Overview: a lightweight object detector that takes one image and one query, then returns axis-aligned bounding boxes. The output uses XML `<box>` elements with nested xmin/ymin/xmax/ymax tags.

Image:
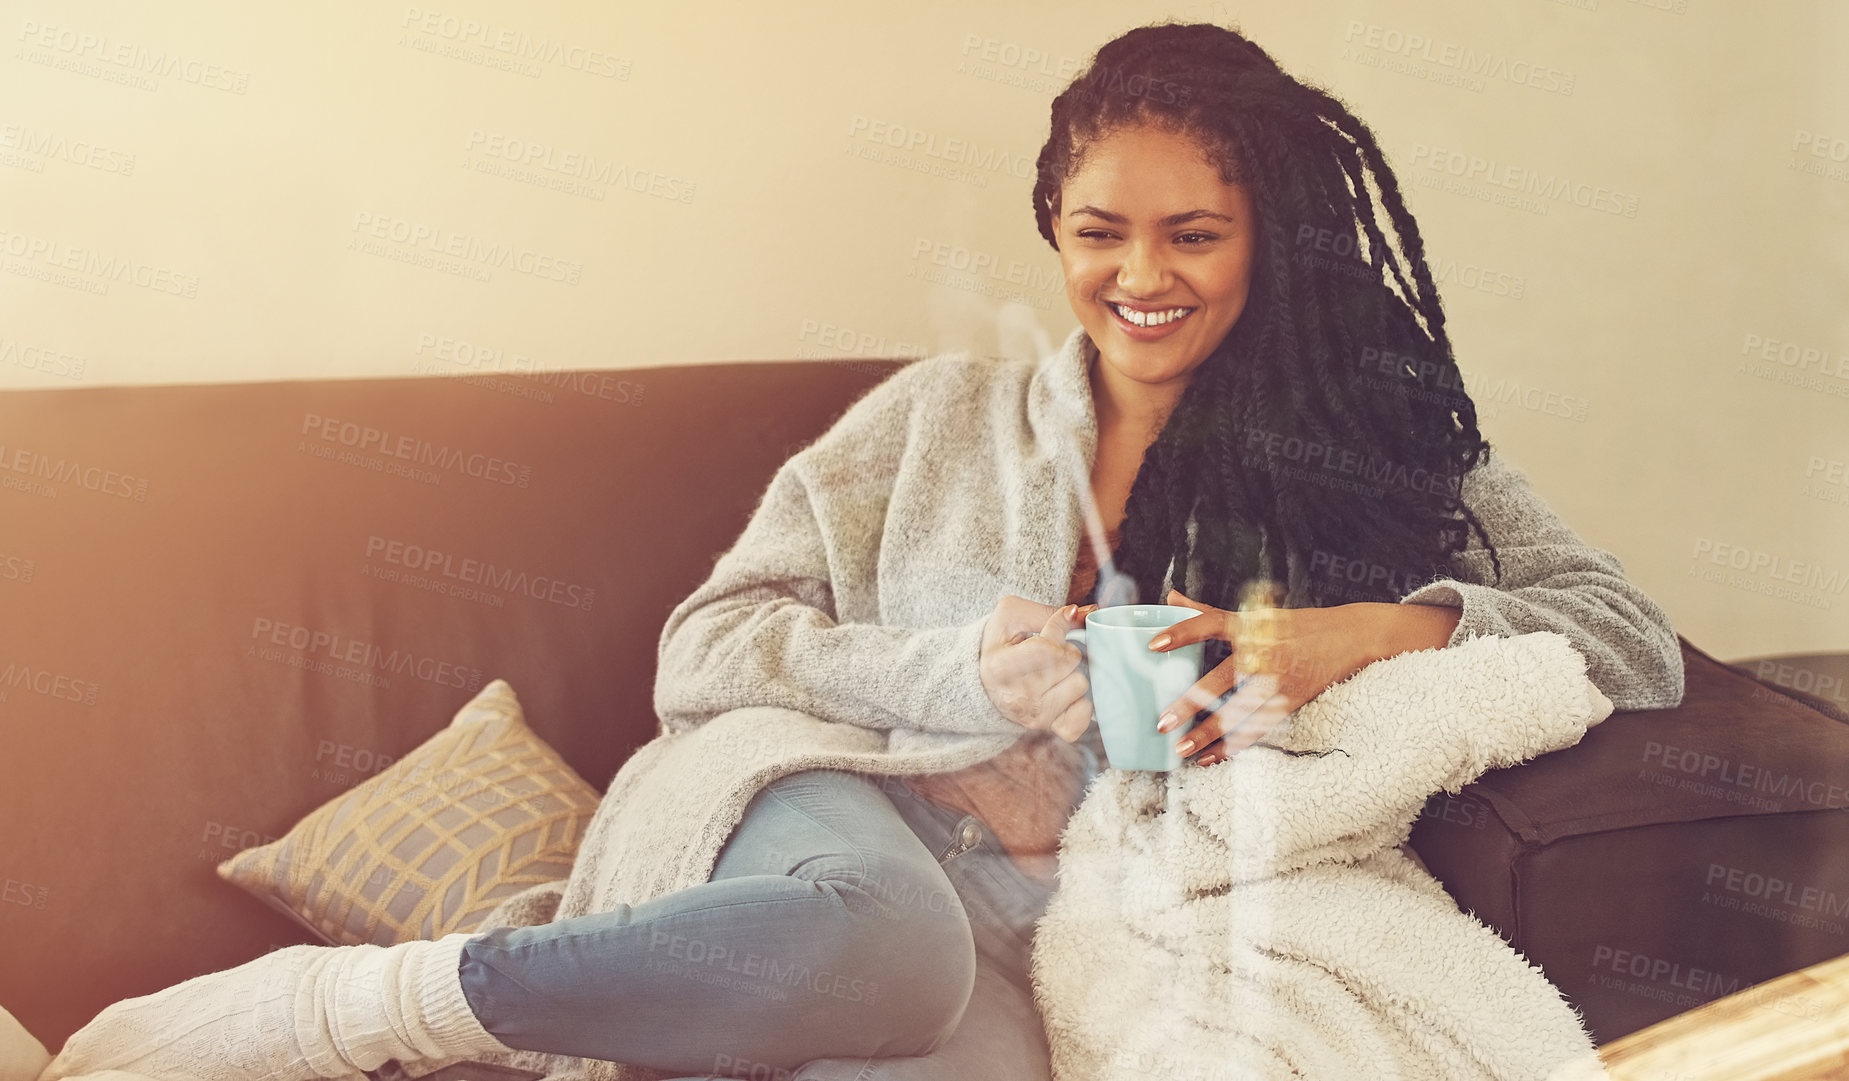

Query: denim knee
<box><xmin>808</xmin><ymin>860</ymin><xmax>977</xmax><ymax>1057</ymax></box>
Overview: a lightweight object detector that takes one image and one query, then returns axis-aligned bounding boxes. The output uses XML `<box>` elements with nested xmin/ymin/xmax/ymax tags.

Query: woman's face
<box><xmin>1055</xmin><ymin>123</ymin><xmax>1258</xmax><ymax>395</ymax></box>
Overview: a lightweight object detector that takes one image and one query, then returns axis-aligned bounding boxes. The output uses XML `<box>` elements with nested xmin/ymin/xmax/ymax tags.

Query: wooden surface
<box><xmin>1600</xmin><ymin>950</ymin><xmax>1849</xmax><ymax>1080</ymax></box>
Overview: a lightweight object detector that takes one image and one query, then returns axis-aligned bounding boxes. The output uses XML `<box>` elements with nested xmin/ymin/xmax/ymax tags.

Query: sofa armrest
<box><xmin>1409</xmin><ymin>637</ymin><xmax>1849</xmax><ymax>1044</ymax></box>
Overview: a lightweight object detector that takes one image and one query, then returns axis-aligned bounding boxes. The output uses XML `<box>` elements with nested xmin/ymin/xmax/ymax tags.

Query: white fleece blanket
<box><xmin>1031</xmin><ymin>631</ymin><xmax>1616</xmax><ymax>1081</ymax></box>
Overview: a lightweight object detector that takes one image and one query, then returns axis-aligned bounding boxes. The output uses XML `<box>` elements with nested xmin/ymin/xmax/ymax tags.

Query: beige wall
<box><xmin>4</xmin><ymin>0</ymin><xmax>1845</xmax><ymax>661</ymax></box>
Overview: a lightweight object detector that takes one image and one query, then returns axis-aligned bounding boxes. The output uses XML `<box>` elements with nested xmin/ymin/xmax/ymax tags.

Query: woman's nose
<box><xmin>1115</xmin><ymin>240</ymin><xmax>1170</xmax><ymax>296</ymax></box>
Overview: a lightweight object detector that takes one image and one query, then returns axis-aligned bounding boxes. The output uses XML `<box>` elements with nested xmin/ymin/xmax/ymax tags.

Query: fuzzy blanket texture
<box><xmin>1030</xmin><ymin>630</ymin><xmax>1617</xmax><ymax>1081</ymax></box>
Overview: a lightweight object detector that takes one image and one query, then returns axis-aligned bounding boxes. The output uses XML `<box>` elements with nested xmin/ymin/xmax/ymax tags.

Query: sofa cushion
<box><xmin>1409</xmin><ymin>636</ymin><xmax>1849</xmax><ymax>1043</ymax></box>
<box><xmin>216</xmin><ymin>679</ymin><xmax>600</xmax><ymax>946</ymax></box>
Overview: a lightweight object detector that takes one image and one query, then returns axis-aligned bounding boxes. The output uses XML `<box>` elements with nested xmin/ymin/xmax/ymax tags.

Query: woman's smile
<box><xmin>1103</xmin><ymin>299</ymin><xmax>1199</xmax><ymax>341</ymax></box>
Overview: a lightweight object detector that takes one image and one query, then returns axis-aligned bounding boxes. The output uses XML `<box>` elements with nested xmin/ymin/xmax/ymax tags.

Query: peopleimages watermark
<box><xmin>298</xmin><ymin>412</ymin><xmax>533</xmax><ymax>488</ymax></box>
<box><xmin>305</xmin><ymin>739</ymin><xmax>547</xmax><ymax>812</ymax></box>
<box><xmin>1242</xmin><ymin>427</ymin><xmax>1462</xmax><ymax>499</ymax></box>
<box><xmin>1419</xmin><ymin>792</ymin><xmax>1493</xmax><ymax>830</ymax></box>
<box><xmin>709</xmin><ymin>1053</ymin><xmax>798</xmax><ymax>1081</ymax></box>
<box><xmin>364</xmin><ymin>534</ymin><xmax>596</xmax><ymax>611</ymax></box>
<box><xmin>1748</xmin><ymin>658</ymin><xmax>1848</xmax><ymax>714</ymax></box>
<box><xmin>396</xmin><ymin>8</ymin><xmax>631</xmax><ymax>80</ymax></box>
<box><xmin>348</xmin><ymin>211</ymin><xmax>583</xmax><ymax>285</ymax></box>
<box><xmin>1790</xmin><ymin>128</ymin><xmax>1849</xmax><ymax>184</ymax></box>
<box><xmin>0</xmin><ymin>659</ymin><xmax>99</xmax><ymax>706</ymax></box>
<box><xmin>910</xmin><ymin>237</ymin><xmax>1062</xmax><ymax>294</ymax></box>
<box><xmin>1351</xmin><ymin>344</ymin><xmax>1588</xmax><ymax>422</ymax></box>
<box><xmin>1308</xmin><ymin>547</ymin><xmax>1429</xmax><ymax>599</ymax></box>
<box><xmin>953</xmin><ymin>32</ymin><xmax>1082</xmax><ymax>95</ymax></box>
<box><xmin>0</xmin><ymin>336</ymin><xmax>87</xmax><ymax>381</ymax></box>
<box><xmin>312</xmin><ymin>739</ymin><xmax>398</xmax><ymax>785</ymax></box>
<box><xmin>1340</xmin><ymin>21</ymin><xmax>1576</xmax><ymax>96</ymax></box>
<box><xmin>1293</xmin><ymin>225</ymin><xmax>1528</xmax><ymax>299</ymax></box>
<box><xmin>0</xmin><ymin>552</ymin><xmax>35</xmax><ymax>584</ymax></box>
<box><xmin>794</xmin><ymin>319</ymin><xmax>926</xmax><ymax>366</ymax></box>
<box><xmin>1740</xmin><ymin>332</ymin><xmax>1849</xmax><ymax>378</ymax></box>
<box><xmin>906</xmin><ymin>236</ymin><xmax>1061</xmax><ymax>310</ymax></box>
<box><xmin>1703</xmin><ymin>862</ymin><xmax>1849</xmax><ymax>934</ymax></box>
<box><xmin>847</xmin><ymin>115</ymin><xmax>1036</xmax><ymax>182</ymax></box>
<box><xmin>1588</xmin><ymin>945</ymin><xmax>1741</xmax><ymax>999</ymax></box>
<box><xmin>0</xmin><ymin>121</ymin><xmax>135</xmax><ymax>176</ymax></box>
<box><xmin>0</xmin><ymin>225</ymin><xmax>200</xmax><ymax>298</ymax></box>
<box><xmin>644</xmin><ymin>928</ymin><xmax>880</xmax><ymax>1005</ymax></box>
<box><xmin>15</xmin><ymin>19</ymin><xmax>251</xmax><ymax>94</ymax></box>
<box><xmin>1404</xmin><ymin>143</ymin><xmax>1639</xmax><ymax>218</ymax></box>
<box><xmin>247</xmin><ymin>616</ymin><xmax>482</xmax><ymax>691</ymax></box>
<box><xmin>412</xmin><ymin>332</ymin><xmax>645</xmax><ymax>406</ymax></box>
<box><xmin>0</xmin><ymin>442</ymin><xmax>148</xmax><ymax>502</ymax></box>
<box><xmin>463</xmin><ymin>128</ymin><xmax>695</xmax><ymax>204</ymax></box>
<box><xmin>1689</xmin><ymin>538</ymin><xmax>1846</xmax><ymax>610</ymax></box>
<box><xmin>1589</xmin><ymin>943</ymin><xmax>1822</xmax><ymax>1022</ymax></box>
<box><xmin>1737</xmin><ymin>331</ymin><xmax>1849</xmax><ymax>400</ymax></box>
<box><xmin>0</xmin><ymin>875</ymin><xmax>50</xmax><ymax>911</ymax></box>
<box><xmin>1640</xmin><ymin>739</ymin><xmax>1849</xmax><ymax>812</ymax></box>
<box><xmin>1801</xmin><ymin>456</ymin><xmax>1849</xmax><ymax>510</ymax></box>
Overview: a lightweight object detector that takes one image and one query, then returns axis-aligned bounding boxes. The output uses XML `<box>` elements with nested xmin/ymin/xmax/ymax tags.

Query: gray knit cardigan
<box><xmin>653</xmin><ymin>324</ymin><xmax>1684</xmax><ymax>744</ymax></box>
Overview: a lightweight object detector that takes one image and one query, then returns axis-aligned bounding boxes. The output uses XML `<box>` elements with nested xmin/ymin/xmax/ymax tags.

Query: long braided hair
<box><xmin>1037</xmin><ymin>22</ymin><xmax>1502</xmax><ymax>625</ymax></box>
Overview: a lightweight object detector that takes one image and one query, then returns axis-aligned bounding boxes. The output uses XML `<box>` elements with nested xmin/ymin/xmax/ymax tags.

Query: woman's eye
<box><xmin>1176</xmin><ymin>232</ymin><xmax>1218</xmax><ymax>245</ymax></box>
<box><xmin>1076</xmin><ymin>229</ymin><xmax>1116</xmax><ymax>241</ymax></box>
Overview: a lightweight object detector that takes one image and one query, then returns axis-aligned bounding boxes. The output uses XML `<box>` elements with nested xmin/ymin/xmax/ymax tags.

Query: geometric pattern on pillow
<box><xmin>216</xmin><ymin>678</ymin><xmax>600</xmax><ymax>946</ymax></box>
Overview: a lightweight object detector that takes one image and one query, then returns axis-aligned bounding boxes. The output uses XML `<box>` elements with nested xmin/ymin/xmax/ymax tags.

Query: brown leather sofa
<box><xmin>2</xmin><ymin>359</ymin><xmax>1845</xmax><ymax>1051</ymax></box>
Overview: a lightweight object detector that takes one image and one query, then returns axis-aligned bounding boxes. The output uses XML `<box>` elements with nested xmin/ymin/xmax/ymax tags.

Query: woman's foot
<box><xmin>39</xmin><ymin>934</ymin><xmax>512</xmax><ymax>1081</ymax></box>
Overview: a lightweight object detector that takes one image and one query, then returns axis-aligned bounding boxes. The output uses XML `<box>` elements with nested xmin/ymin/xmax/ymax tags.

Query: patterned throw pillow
<box><xmin>217</xmin><ymin>679</ymin><xmax>600</xmax><ymax>946</ymax></box>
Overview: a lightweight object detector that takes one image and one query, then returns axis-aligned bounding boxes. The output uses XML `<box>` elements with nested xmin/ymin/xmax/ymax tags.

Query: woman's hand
<box><xmin>979</xmin><ymin>595</ymin><xmax>1101</xmax><ymax>741</ymax></box>
<box><xmin>1148</xmin><ymin>588</ymin><xmax>1461</xmax><ymax>765</ymax></box>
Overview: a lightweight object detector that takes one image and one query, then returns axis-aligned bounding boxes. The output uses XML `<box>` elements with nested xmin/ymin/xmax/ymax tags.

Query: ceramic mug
<box><xmin>1064</xmin><ymin>603</ymin><xmax>1205</xmax><ymax>771</ymax></box>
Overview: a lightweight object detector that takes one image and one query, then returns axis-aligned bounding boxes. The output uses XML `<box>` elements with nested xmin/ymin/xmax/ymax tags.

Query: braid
<box><xmin>1053</xmin><ymin>22</ymin><xmax>1504</xmax><ymax>612</ymax></box>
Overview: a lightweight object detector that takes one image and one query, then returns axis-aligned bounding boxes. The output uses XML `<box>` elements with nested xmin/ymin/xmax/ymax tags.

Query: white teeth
<box><xmin>1111</xmin><ymin>303</ymin><xmax>1193</xmax><ymax>327</ymax></box>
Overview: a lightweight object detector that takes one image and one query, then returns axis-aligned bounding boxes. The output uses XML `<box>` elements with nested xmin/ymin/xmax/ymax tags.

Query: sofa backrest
<box><xmin>0</xmin><ymin>359</ymin><xmax>900</xmax><ymax>1047</ymax></box>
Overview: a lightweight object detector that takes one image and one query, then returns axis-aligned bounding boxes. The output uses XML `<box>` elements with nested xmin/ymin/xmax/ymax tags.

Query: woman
<box><xmin>42</xmin><ymin>21</ymin><xmax>1682</xmax><ymax>1081</ymax></box>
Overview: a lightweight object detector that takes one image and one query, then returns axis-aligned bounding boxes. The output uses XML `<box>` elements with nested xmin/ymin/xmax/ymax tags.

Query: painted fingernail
<box><xmin>1148</xmin><ymin>634</ymin><xmax>1171</xmax><ymax>650</ymax></box>
<box><xmin>1174</xmin><ymin>737</ymin><xmax>1195</xmax><ymax>755</ymax></box>
<box><xmin>1156</xmin><ymin>711</ymin><xmax>1179</xmax><ymax>733</ymax></box>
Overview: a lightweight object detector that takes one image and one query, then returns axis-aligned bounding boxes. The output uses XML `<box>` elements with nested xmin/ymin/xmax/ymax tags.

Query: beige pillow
<box><xmin>218</xmin><ymin>679</ymin><xmax>600</xmax><ymax>946</ymax></box>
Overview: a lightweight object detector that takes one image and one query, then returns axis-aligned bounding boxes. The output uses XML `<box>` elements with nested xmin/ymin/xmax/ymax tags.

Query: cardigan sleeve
<box><xmin>1397</xmin><ymin>447</ymin><xmax>1685</xmax><ymax>712</ymax></box>
<box><xmin>651</xmin><ymin>358</ymin><xmax>1020</xmax><ymax>738</ymax></box>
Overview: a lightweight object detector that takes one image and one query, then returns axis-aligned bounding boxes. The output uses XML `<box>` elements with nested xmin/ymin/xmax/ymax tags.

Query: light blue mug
<box><xmin>1064</xmin><ymin>604</ymin><xmax>1206</xmax><ymax>771</ymax></box>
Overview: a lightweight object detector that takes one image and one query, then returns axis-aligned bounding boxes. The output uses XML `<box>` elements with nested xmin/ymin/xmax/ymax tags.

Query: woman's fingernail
<box><xmin>1174</xmin><ymin>737</ymin><xmax>1195</xmax><ymax>755</ymax></box>
<box><xmin>1157</xmin><ymin>711</ymin><xmax>1178</xmax><ymax>734</ymax></box>
<box><xmin>1148</xmin><ymin>634</ymin><xmax>1170</xmax><ymax>650</ymax></box>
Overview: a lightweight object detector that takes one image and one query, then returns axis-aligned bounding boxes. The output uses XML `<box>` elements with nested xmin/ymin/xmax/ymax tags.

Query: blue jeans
<box><xmin>456</xmin><ymin>768</ymin><xmax>1080</xmax><ymax>1080</ymax></box>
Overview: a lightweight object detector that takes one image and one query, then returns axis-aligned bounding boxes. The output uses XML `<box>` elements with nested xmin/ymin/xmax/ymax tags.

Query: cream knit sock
<box><xmin>39</xmin><ymin>933</ymin><xmax>514</xmax><ymax>1081</ymax></box>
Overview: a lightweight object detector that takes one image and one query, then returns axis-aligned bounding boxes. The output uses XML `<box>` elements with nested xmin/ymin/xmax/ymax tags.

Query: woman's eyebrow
<box><xmin>1068</xmin><ymin>205</ymin><xmax>1236</xmax><ymax>226</ymax></box>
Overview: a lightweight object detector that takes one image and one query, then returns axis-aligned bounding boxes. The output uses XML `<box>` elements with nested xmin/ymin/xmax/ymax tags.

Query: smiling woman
<box><xmin>37</xmin><ymin>19</ymin><xmax>1685</xmax><ymax>1081</ymax></box>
